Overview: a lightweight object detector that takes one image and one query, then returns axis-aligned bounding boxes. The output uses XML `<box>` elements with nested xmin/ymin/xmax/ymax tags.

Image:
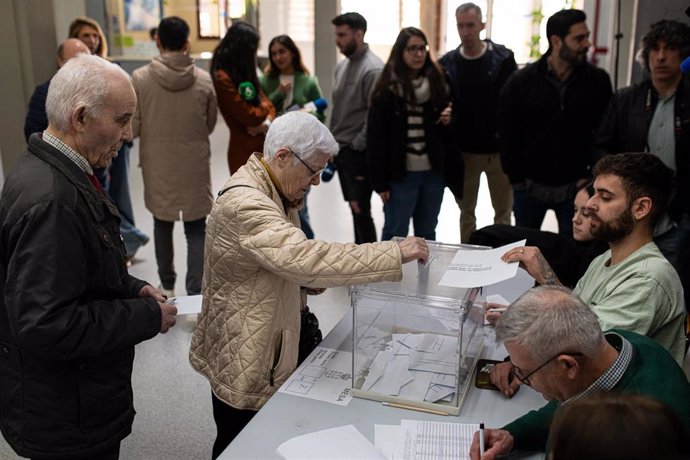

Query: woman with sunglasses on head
<box><xmin>212</xmin><ymin>22</ymin><xmax>276</xmax><ymax>174</ymax></box>
<box><xmin>367</xmin><ymin>27</ymin><xmax>463</xmax><ymax>241</ymax></box>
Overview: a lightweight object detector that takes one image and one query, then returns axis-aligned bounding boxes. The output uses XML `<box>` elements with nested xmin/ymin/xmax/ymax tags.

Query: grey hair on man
<box><xmin>456</xmin><ymin>2</ymin><xmax>483</xmax><ymax>22</ymax></box>
<box><xmin>496</xmin><ymin>286</ymin><xmax>604</xmax><ymax>362</ymax></box>
<box><xmin>263</xmin><ymin>111</ymin><xmax>339</xmax><ymax>164</ymax></box>
<box><xmin>46</xmin><ymin>53</ymin><xmax>130</xmax><ymax>133</ymax></box>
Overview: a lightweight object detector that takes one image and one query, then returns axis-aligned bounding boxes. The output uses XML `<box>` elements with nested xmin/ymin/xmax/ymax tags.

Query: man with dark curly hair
<box><xmin>594</xmin><ymin>19</ymin><xmax>690</xmax><ymax>306</ymax></box>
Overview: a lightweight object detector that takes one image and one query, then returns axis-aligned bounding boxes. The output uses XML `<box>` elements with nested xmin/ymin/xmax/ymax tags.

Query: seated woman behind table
<box><xmin>469</xmin><ymin>182</ymin><xmax>607</xmax><ymax>289</ymax></box>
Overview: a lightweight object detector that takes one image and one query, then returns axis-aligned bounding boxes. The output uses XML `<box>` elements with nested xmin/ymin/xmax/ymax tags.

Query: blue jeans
<box><xmin>99</xmin><ymin>143</ymin><xmax>149</xmax><ymax>257</ymax></box>
<box><xmin>120</xmin><ymin>218</ymin><xmax>150</xmax><ymax>258</ymax></box>
<box><xmin>513</xmin><ymin>188</ymin><xmax>574</xmax><ymax>235</ymax></box>
<box><xmin>654</xmin><ymin>213</ymin><xmax>690</xmax><ymax>314</ymax></box>
<box><xmin>654</xmin><ymin>214</ymin><xmax>690</xmax><ymax>271</ymax></box>
<box><xmin>382</xmin><ymin>171</ymin><xmax>445</xmax><ymax>241</ymax></box>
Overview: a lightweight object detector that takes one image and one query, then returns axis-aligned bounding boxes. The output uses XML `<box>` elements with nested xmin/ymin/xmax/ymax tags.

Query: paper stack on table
<box><xmin>375</xmin><ymin>419</ymin><xmax>480</xmax><ymax>460</ymax></box>
<box><xmin>275</xmin><ymin>421</ymin><xmax>479</xmax><ymax>460</ymax></box>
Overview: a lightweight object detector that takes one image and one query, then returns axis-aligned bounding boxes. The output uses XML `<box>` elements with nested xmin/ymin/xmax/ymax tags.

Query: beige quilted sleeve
<box><xmin>234</xmin><ymin>188</ymin><xmax>402</xmax><ymax>288</ymax></box>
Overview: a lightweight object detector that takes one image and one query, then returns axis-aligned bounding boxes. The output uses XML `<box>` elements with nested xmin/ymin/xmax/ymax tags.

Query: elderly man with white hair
<box><xmin>0</xmin><ymin>53</ymin><xmax>177</xmax><ymax>460</ymax></box>
<box><xmin>469</xmin><ymin>285</ymin><xmax>690</xmax><ymax>460</ymax></box>
<box><xmin>189</xmin><ymin>111</ymin><xmax>430</xmax><ymax>457</ymax></box>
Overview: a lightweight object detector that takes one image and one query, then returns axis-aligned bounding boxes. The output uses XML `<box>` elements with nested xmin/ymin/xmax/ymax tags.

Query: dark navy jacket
<box><xmin>24</xmin><ymin>80</ymin><xmax>50</xmax><ymax>142</ymax></box>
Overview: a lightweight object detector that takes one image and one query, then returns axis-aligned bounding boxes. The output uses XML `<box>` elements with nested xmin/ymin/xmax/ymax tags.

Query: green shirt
<box><xmin>574</xmin><ymin>241</ymin><xmax>686</xmax><ymax>364</ymax></box>
<box><xmin>259</xmin><ymin>71</ymin><xmax>325</xmax><ymax>122</ymax></box>
<box><xmin>504</xmin><ymin>329</ymin><xmax>690</xmax><ymax>452</ymax></box>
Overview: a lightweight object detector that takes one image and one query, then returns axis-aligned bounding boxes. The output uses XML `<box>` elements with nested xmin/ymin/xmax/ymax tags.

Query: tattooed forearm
<box><xmin>539</xmin><ymin>257</ymin><xmax>560</xmax><ymax>286</ymax></box>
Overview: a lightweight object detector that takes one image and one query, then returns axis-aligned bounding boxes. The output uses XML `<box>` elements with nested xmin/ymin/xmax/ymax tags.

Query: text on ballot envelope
<box><xmin>438</xmin><ymin>240</ymin><xmax>526</xmax><ymax>288</ymax></box>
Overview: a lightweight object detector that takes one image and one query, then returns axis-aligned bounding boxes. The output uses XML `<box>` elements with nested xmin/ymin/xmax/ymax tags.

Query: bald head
<box><xmin>57</xmin><ymin>38</ymin><xmax>90</xmax><ymax>67</ymax></box>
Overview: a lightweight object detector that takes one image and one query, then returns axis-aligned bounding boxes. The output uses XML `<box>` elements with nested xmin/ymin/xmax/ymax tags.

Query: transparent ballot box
<box><xmin>350</xmin><ymin>240</ymin><xmax>485</xmax><ymax>415</ymax></box>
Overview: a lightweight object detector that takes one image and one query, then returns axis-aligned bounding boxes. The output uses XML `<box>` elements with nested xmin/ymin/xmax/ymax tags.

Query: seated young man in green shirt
<box><xmin>496</xmin><ymin>153</ymin><xmax>685</xmax><ymax>386</ymax></box>
<box><xmin>470</xmin><ymin>286</ymin><xmax>690</xmax><ymax>460</ymax></box>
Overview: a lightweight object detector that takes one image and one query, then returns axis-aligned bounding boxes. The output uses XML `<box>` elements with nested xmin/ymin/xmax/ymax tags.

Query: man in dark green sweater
<box><xmin>470</xmin><ymin>285</ymin><xmax>690</xmax><ymax>460</ymax></box>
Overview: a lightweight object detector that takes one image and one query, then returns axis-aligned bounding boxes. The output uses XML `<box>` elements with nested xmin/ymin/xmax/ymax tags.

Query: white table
<box><xmin>220</xmin><ymin>270</ymin><xmax>545</xmax><ymax>459</ymax></box>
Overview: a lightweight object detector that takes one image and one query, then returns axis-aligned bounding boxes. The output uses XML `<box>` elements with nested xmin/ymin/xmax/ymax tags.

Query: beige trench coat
<box><xmin>132</xmin><ymin>52</ymin><xmax>217</xmax><ymax>221</ymax></box>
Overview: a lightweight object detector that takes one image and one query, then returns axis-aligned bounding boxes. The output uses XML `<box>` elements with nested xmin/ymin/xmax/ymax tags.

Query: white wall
<box><xmin>53</xmin><ymin>0</ymin><xmax>87</xmax><ymax>45</ymax></box>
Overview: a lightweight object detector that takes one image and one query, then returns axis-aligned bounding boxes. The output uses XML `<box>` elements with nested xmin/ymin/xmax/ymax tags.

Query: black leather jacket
<box><xmin>594</xmin><ymin>77</ymin><xmax>690</xmax><ymax>221</ymax></box>
<box><xmin>0</xmin><ymin>134</ymin><xmax>161</xmax><ymax>458</ymax></box>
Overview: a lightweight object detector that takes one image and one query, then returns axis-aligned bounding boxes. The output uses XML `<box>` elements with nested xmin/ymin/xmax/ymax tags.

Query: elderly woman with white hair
<box><xmin>189</xmin><ymin>111</ymin><xmax>429</xmax><ymax>457</ymax></box>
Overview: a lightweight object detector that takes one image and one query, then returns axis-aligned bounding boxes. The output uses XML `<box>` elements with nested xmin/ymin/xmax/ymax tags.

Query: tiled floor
<box><xmin>0</xmin><ymin>120</ymin><xmax>556</xmax><ymax>459</ymax></box>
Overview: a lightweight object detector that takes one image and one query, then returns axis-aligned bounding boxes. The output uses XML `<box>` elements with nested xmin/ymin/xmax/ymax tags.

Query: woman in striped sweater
<box><xmin>367</xmin><ymin>27</ymin><xmax>463</xmax><ymax>241</ymax></box>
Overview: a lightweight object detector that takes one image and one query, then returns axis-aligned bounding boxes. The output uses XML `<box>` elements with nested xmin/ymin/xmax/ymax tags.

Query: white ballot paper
<box><xmin>166</xmin><ymin>295</ymin><xmax>202</xmax><ymax>315</ymax></box>
<box><xmin>375</xmin><ymin>424</ymin><xmax>403</xmax><ymax>460</ymax></box>
<box><xmin>439</xmin><ymin>240</ymin><xmax>526</xmax><ymax>288</ymax></box>
<box><xmin>276</xmin><ymin>424</ymin><xmax>386</xmax><ymax>460</ymax></box>
<box><xmin>277</xmin><ymin>347</ymin><xmax>353</xmax><ymax>406</ymax></box>
<box><xmin>485</xmin><ymin>294</ymin><xmax>510</xmax><ymax>307</ymax></box>
<box><xmin>400</xmin><ymin>419</ymin><xmax>479</xmax><ymax>460</ymax></box>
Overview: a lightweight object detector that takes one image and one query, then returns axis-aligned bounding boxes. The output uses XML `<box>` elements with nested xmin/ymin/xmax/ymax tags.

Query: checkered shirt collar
<box><xmin>42</xmin><ymin>131</ymin><xmax>94</xmax><ymax>175</ymax></box>
<box><xmin>562</xmin><ymin>332</ymin><xmax>632</xmax><ymax>406</ymax></box>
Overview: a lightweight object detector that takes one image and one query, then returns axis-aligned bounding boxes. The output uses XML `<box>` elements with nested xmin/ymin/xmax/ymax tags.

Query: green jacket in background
<box><xmin>503</xmin><ymin>329</ymin><xmax>690</xmax><ymax>452</ymax></box>
<box><xmin>259</xmin><ymin>71</ymin><xmax>325</xmax><ymax>122</ymax></box>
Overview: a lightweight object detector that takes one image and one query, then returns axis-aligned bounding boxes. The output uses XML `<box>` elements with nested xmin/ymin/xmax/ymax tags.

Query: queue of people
<box><xmin>2</xmin><ymin>3</ymin><xmax>690</xmax><ymax>460</ymax></box>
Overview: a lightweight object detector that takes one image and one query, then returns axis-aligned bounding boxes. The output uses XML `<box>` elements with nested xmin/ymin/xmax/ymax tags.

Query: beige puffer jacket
<box><xmin>189</xmin><ymin>154</ymin><xmax>402</xmax><ymax>410</ymax></box>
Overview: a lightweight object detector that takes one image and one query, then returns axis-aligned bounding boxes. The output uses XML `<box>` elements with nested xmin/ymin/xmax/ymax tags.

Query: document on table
<box><xmin>276</xmin><ymin>424</ymin><xmax>386</xmax><ymax>460</ymax></box>
<box><xmin>277</xmin><ymin>347</ymin><xmax>353</xmax><ymax>406</ymax></box>
<box><xmin>400</xmin><ymin>419</ymin><xmax>479</xmax><ymax>460</ymax></box>
<box><xmin>439</xmin><ymin>240</ymin><xmax>526</xmax><ymax>288</ymax></box>
<box><xmin>375</xmin><ymin>424</ymin><xmax>403</xmax><ymax>460</ymax></box>
<box><xmin>166</xmin><ymin>295</ymin><xmax>202</xmax><ymax>315</ymax></box>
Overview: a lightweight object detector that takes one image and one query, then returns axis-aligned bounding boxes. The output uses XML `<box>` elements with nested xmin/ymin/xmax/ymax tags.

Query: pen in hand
<box><xmin>479</xmin><ymin>421</ymin><xmax>485</xmax><ymax>456</ymax></box>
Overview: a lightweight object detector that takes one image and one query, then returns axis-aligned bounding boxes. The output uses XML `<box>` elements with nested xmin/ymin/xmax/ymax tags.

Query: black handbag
<box><xmin>298</xmin><ymin>306</ymin><xmax>322</xmax><ymax>365</ymax></box>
